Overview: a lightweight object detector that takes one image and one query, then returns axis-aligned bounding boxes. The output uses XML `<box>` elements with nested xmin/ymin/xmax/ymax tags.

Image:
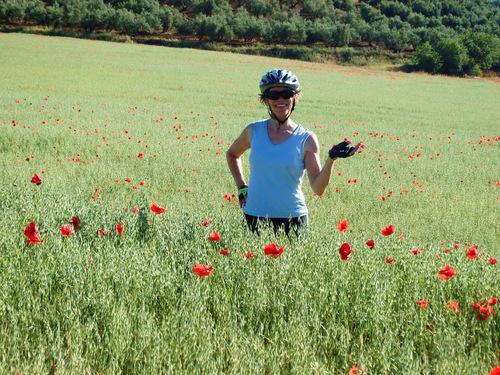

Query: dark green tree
<box><xmin>435</xmin><ymin>37</ymin><xmax>468</xmax><ymax>75</ymax></box>
<box><xmin>410</xmin><ymin>41</ymin><xmax>442</xmax><ymax>72</ymax></box>
<box><xmin>232</xmin><ymin>8</ymin><xmax>266</xmax><ymax>42</ymax></box>
<box><xmin>24</xmin><ymin>0</ymin><xmax>46</xmax><ymax>24</ymax></box>
<box><xmin>1</xmin><ymin>0</ymin><xmax>26</xmax><ymax>23</ymax></box>
<box><xmin>461</xmin><ymin>32</ymin><xmax>500</xmax><ymax>70</ymax></box>
<box><xmin>158</xmin><ymin>5</ymin><xmax>183</xmax><ymax>32</ymax></box>
<box><xmin>193</xmin><ymin>13</ymin><xmax>234</xmax><ymax>41</ymax></box>
<box><xmin>380</xmin><ymin>1</ymin><xmax>411</xmax><ymax>21</ymax></box>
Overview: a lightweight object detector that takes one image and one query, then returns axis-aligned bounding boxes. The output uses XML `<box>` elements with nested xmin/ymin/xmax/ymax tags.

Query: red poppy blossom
<box><xmin>60</xmin><ymin>224</ymin><xmax>74</xmax><ymax>237</ymax></box>
<box><xmin>192</xmin><ymin>264</ymin><xmax>213</xmax><ymax>277</ymax></box>
<box><xmin>489</xmin><ymin>367</ymin><xmax>500</xmax><ymax>375</ymax></box>
<box><xmin>30</xmin><ymin>173</ymin><xmax>42</xmax><ymax>185</ymax></box>
<box><xmin>349</xmin><ymin>367</ymin><xmax>365</xmax><ymax>375</ymax></box>
<box><xmin>24</xmin><ymin>222</ymin><xmax>43</xmax><ymax>244</ymax></box>
<box><xmin>264</xmin><ymin>243</ymin><xmax>284</xmax><ymax>258</ymax></box>
<box><xmin>137</xmin><ymin>153</ymin><xmax>144</xmax><ymax>158</ymax></box>
<box><xmin>245</xmin><ymin>251</ymin><xmax>256</xmax><ymax>259</ymax></box>
<box><xmin>96</xmin><ymin>229</ymin><xmax>108</xmax><ymax>236</ymax></box>
<box><xmin>202</xmin><ymin>220</ymin><xmax>211</xmax><ymax>227</ymax></box>
<box><xmin>438</xmin><ymin>264</ymin><xmax>457</xmax><ymax>280</ymax></box>
<box><xmin>339</xmin><ymin>242</ymin><xmax>352</xmax><ymax>261</ymax></box>
<box><xmin>69</xmin><ymin>216</ymin><xmax>81</xmax><ymax>231</ymax></box>
<box><xmin>416</xmin><ymin>300</ymin><xmax>428</xmax><ymax>309</ymax></box>
<box><xmin>381</xmin><ymin>225</ymin><xmax>395</xmax><ymax>236</ymax></box>
<box><xmin>337</xmin><ymin>219</ymin><xmax>349</xmax><ymax>233</ymax></box>
<box><xmin>385</xmin><ymin>258</ymin><xmax>394</xmax><ymax>263</ymax></box>
<box><xmin>220</xmin><ymin>249</ymin><xmax>229</xmax><ymax>256</ymax></box>
<box><xmin>115</xmin><ymin>222</ymin><xmax>124</xmax><ymax>234</ymax></box>
<box><xmin>411</xmin><ymin>249</ymin><xmax>422</xmax><ymax>255</ymax></box>
<box><xmin>447</xmin><ymin>300</ymin><xmax>460</xmax><ymax>314</ymax></box>
<box><xmin>472</xmin><ymin>302</ymin><xmax>484</xmax><ymax>310</ymax></box>
<box><xmin>365</xmin><ymin>239</ymin><xmax>375</xmax><ymax>249</ymax></box>
<box><xmin>209</xmin><ymin>232</ymin><xmax>221</xmax><ymax>242</ymax></box>
<box><xmin>489</xmin><ymin>298</ymin><xmax>498</xmax><ymax>306</ymax></box>
<box><xmin>467</xmin><ymin>245</ymin><xmax>478</xmax><ymax>259</ymax></box>
<box><xmin>480</xmin><ymin>306</ymin><xmax>490</xmax><ymax>314</ymax></box>
<box><xmin>132</xmin><ymin>207</ymin><xmax>140</xmax><ymax>214</ymax></box>
<box><xmin>489</xmin><ymin>257</ymin><xmax>497</xmax><ymax>265</ymax></box>
<box><xmin>150</xmin><ymin>203</ymin><xmax>166</xmax><ymax>214</ymax></box>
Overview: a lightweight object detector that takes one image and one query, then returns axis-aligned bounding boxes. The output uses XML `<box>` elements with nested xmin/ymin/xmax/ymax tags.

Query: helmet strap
<box><xmin>268</xmin><ymin>101</ymin><xmax>295</xmax><ymax>131</ymax></box>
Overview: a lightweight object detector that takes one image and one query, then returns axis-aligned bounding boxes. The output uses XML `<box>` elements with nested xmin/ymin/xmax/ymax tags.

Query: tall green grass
<box><xmin>0</xmin><ymin>33</ymin><xmax>499</xmax><ymax>374</ymax></box>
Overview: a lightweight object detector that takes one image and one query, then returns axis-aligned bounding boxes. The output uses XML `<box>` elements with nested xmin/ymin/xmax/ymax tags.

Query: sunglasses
<box><xmin>265</xmin><ymin>90</ymin><xmax>295</xmax><ymax>100</ymax></box>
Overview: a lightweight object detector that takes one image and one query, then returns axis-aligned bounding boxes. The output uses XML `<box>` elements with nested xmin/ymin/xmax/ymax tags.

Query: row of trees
<box><xmin>1</xmin><ymin>0</ymin><xmax>499</xmax><ymax>75</ymax></box>
<box><xmin>409</xmin><ymin>32</ymin><xmax>500</xmax><ymax>75</ymax></box>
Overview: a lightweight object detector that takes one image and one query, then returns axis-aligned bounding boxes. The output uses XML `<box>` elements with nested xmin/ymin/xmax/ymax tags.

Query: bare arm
<box><xmin>305</xmin><ymin>135</ymin><xmax>360</xmax><ymax>196</ymax></box>
<box><xmin>226</xmin><ymin>125</ymin><xmax>252</xmax><ymax>205</ymax></box>
<box><xmin>304</xmin><ymin>133</ymin><xmax>334</xmax><ymax>196</ymax></box>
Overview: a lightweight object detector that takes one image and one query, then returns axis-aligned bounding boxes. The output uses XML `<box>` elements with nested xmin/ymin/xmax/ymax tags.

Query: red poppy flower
<box><xmin>467</xmin><ymin>245</ymin><xmax>478</xmax><ymax>259</ymax></box>
<box><xmin>488</xmin><ymin>298</ymin><xmax>498</xmax><ymax>306</ymax></box>
<box><xmin>125</xmin><ymin>178</ymin><xmax>132</xmax><ymax>183</ymax></box>
<box><xmin>60</xmin><ymin>224</ymin><xmax>74</xmax><ymax>237</ymax></box>
<box><xmin>385</xmin><ymin>258</ymin><xmax>394</xmax><ymax>263</ymax></box>
<box><xmin>264</xmin><ymin>243</ymin><xmax>284</xmax><ymax>258</ymax></box>
<box><xmin>220</xmin><ymin>249</ymin><xmax>229</xmax><ymax>256</ymax></box>
<box><xmin>69</xmin><ymin>216</ymin><xmax>81</xmax><ymax>231</ymax></box>
<box><xmin>472</xmin><ymin>302</ymin><xmax>484</xmax><ymax>310</ymax></box>
<box><xmin>416</xmin><ymin>300</ymin><xmax>428</xmax><ymax>309</ymax></box>
<box><xmin>24</xmin><ymin>222</ymin><xmax>43</xmax><ymax>244</ymax></box>
<box><xmin>132</xmin><ymin>207</ymin><xmax>140</xmax><ymax>214</ymax></box>
<box><xmin>202</xmin><ymin>220</ymin><xmax>211</xmax><ymax>227</ymax></box>
<box><xmin>381</xmin><ymin>224</ymin><xmax>395</xmax><ymax>236</ymax></box>
<box><xmin>411</xmin><ymin>249</ymin><xmax>422</xmax><ymax>255</ymax></box>
<box><xmin>150</xmin><ymin>203</ymin><xmax>166</xmax><ymax>214</ymax></box>
<box><xmin>209</xmin><ymin>232</ymin><xmax>221</xmax><ymax>242</ymax></box>
<box><xmin>30</xmin><ymin>173</ymin><xmax>42</xmax><ymax>185</ymax></box>
<box><xmin>337</xmin><ymin>219</ymin><xmax>349</xmax><ymax>233</ymax></box>
<box><xmin>438</xmin><ymin>264</ymin><xmax>457</xmax><ymax>280</ymax></box>
<box><xmin>489</xmin><ymin>367</ymin><xmax>500</xmax><ymax>375</ymax></box>
<box><xmin>349</xmin><ymin>367</ymin><xmax>365</xmax><ymax>375</ymax></box>
<box><xmin>480</xmin><ymin>306</ymin><xmax>490</xmax><ymax>314</ymax></box>
<box><xmin>339</xmin><ymin>242</ymin><xmax>352</xmax><ymax>261</ymax></box>
<box><xmin>245</xmin><ymin>251</ymin><xmax>256</xmax><ymax>259</ymax></box>
<box><xmin>365</xmin><ymin>239</ymin><xmax>375</xmax><ymax>249</ymax></box>
<box><xmin>115</xmin><ymin>222</ymin><xmax>124</xmax><ymax>234</ymax></box>
<box><xmin>447</xmin><ymin>300</ymin><xmax>460</xmax><ymax>314</ymax></box>
<box><xmin>137</xmin><ymin>153</ymin><xmax>144</xmax><ymax>158</ymax></box>
<box><xmin>96</xmin><ymin>229</ymin><xmax>108</xmax><ymax>236</ymax></box>
<box><xmin>489</xmin><ymin>257</ymin><xmax>497</xmax><ymax>265</ymax></box>
<box><xmin>192</xmin><ymin>264</ymin><xmax>213</xmax><ymax>277</ymax></box>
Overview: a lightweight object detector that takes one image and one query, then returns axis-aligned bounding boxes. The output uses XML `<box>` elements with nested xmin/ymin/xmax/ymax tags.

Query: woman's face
<box><xmin>266</xmin><ymin>87</ymin><xmax>295</xmax><ymax>120</ymax></box>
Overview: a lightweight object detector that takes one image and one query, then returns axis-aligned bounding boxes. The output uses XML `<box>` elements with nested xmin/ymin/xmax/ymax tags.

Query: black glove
<box><xmin>238</xmin><ymin>185</ymin><xmax>248</xmax><ymax>201</ymax></box>
<box><xmin>329</xmin><ymin>141</ymin><xmax>357</xmax><ymax>160</ymax></box>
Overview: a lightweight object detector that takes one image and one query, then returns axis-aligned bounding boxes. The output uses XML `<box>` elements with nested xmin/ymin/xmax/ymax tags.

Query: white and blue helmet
<box><xmin>260</xmin><ymin>68</ymin><xmax>300</xmax><ymax>93</ymax></box>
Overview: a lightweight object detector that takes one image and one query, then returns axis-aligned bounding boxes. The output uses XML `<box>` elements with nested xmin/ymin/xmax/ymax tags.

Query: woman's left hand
<box><xmin>238</xmin><ymin>185</ymin><xmax>248</xmax><ymax>208</ymax></box>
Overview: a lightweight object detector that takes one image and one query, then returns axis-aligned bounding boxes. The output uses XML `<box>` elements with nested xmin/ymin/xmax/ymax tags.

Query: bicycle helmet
<box><xmin>260</xmin><ymin>68</ymin><xmax>300</xmax><ymax>93</ymax></box>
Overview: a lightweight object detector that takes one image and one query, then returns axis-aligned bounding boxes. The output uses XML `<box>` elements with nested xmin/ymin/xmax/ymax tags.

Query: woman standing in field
<box><xmin>227</xmin><ymin>68</ymin><xmax>360</xmax><ymax>236</ymax></box>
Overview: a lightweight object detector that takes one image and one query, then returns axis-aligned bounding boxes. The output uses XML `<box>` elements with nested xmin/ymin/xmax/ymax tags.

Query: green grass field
<box><xmin>0</xmin><ymin>32</ymin><xmax>499</xmax><ymax>374</ymax></box>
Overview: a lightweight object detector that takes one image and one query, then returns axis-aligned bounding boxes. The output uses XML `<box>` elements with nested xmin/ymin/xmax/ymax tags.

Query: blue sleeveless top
<box><xmin>243</xmin><ymin>119</ymin><xmax>312</xmax><ymax>218</ymax></box>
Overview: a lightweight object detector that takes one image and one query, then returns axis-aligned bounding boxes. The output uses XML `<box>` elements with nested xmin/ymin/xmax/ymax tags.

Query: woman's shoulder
<box><xmin>296</xmin><ymin>123</ymin><xmax>311</xmax><ymax>132</ymax></box>
<box><xmin>296</xmin><ymin>124</ymin><xmax>313</xmax><ymax>137</ymax></box>
<box><xmin>250</xmin><ymin>119</ymin><xmax>268</xmax><ymax>128</ymax></box>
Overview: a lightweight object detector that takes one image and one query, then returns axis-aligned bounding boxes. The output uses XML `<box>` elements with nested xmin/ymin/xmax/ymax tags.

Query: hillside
<box><xmin>1</xmin><ymin>0</ymin><xmax>499</xmax><ymax>75</ymax></box>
